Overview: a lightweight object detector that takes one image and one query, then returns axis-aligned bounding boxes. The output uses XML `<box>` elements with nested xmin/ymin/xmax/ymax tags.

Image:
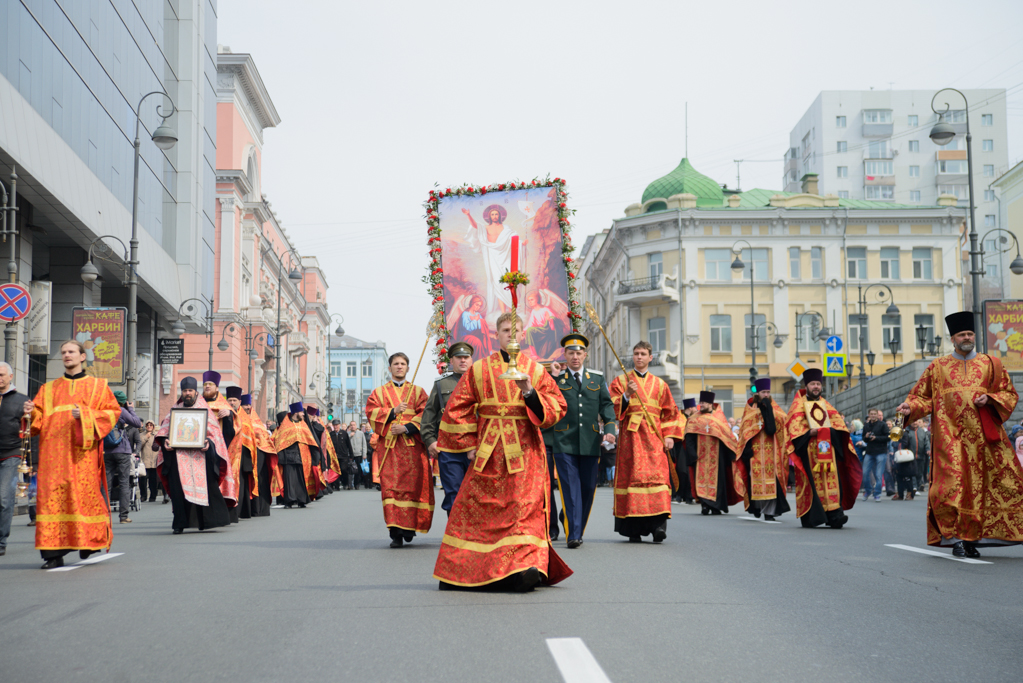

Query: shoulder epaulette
<box><xmin>588</xmin><ymin>369</ymin><xmax>604</xmax><ymax>376</ymax></box>
<box><xmin>435</xmin><ymin>373</ymin><xmax>453</xmax><ymax>382</ymax></box>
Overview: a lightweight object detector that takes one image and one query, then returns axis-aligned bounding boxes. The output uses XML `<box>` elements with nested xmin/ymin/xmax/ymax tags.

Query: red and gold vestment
<box><xmin>736</xmin><ymin>397</ymin><xmax>788</xmax><ymax>507</ymax></box>
<box><xmin>273</xmin><ymin>418</ymin><xmax>319</xmax><ymax>496</ymax></box>
<box><xmin>684</xmin><ymin>406</ymin><xmax>743</xmax><ymax>505</ymax></box>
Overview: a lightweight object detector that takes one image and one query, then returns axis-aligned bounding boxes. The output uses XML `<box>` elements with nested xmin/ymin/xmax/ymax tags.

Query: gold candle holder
<box><xmin>498</xmin><ymin>305</ymin><xmax>529</xmax><ymax>381</ymax></box>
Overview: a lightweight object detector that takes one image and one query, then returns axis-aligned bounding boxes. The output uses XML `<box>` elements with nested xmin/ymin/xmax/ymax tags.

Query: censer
<box><xmin>889</xmin><ymin>412</ymin><xmax>905</xmax><ymax>442</ymax></box>
<box><xmin>15</xmin><ymin>414</ymin><xmax>32</xmax><ymax>498</ymax></box>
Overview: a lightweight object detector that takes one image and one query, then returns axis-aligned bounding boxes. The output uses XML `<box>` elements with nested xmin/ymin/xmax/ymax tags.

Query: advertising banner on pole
<box><xmin>983</xmin><ymin>300</ymin><xmax>1023</xmax><ymax>370</ymax></box>
<box><xmin>27</xmin><ymin>281</ymin><xmax>52</xmax><ymax>354</ymax></box>
<box><xmin>72</xmin><ymin>307</ymin><xmax>127</xmax><ymax>384</ymax></box>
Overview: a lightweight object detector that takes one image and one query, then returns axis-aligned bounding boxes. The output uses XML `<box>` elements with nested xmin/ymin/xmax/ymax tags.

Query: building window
<box><xmin>648</xmin><ymin>252</ymin><xmax>663</xmax><ymax>278</ymax></box>
<box><xmin>740</xmin><ymin>248</ymin><xmax>769</xmax><ymax>281</ymax></box>
<box><xmin>836</xmin><ymin>141</ymin><xmax>847</xmax><ymax>153</ymax></box>
<box><xmin>744</xmin><ymin>313</ymin><xmax>767</xmax><ymax>353</ymax></box>
<box><xmin>710</xmin><ymin>315</ymin><xmax>731</xmax><ymax>352</ymax></box>
<box><xmin>864</xmin><ymin>160</ymin><xmax>894</xmax><ymax>176</ymax></box>
<box><xmin>882</xmin><ymin>314</ymin><xmax>902</xmax><ymax>350</ymax></box>
<box><xmin>837</xmin><ymin>166</ymin><xmax>848</xmax><ymax>178</ymax></box>
<box><xmin>863</xmin><ymin>109</ymin><xmax>892</xmax><ymax>123</ymax></box>
<box><xmin>984</xmin><ymin>165</ymin><xmax>994</xmax><ymax>177</ymax></box>
<box><xmin>908</xmin><ymin>140</ymin><xmax>919</xmax><ymax>152</ymax></box>
<box><xmin>361</xmin><ymin>390</ymin><xmax>371</xmax><ymax>407</ymax></box>
<box><xmin>867</xmin><ymin>140</ymin><xmax>890</xmax><ymax>158</ymax></box>
<box><xmin>789</xmin><ymin>247</ymin><xmax>801</xmax><ymax>280</ymax></box>
<box><xmin>912</xmin><ymin>247</ymin><xmax>932</xmax><ymax>279</ymax></box>
<box><xmin>985</xmin><ymin>215</ymin><xmax>995</xmax><ymax>227</ymax></box>
<box><xmin>848</xmin><ymin>314</ymin><xmax>867</xmax><ymax>352</ymax></box>
<box><xmin>847</xmin><ymin>247</ymin><xmax>867</xmax><ymax>279</ymax></box>
<box><xmin>984</xmin><ymin>189</ymin><xmax>996</xmax><ymax>201</ymax></box>
<box><xmin>836</xmin><ymin>115</ymin><xmax>846</xmax><ymax>127</ymax></box>
<box><xmin>865</xmin><ymin>186</ymin><xmax>895</xmax><ymax>200</ymax></box>
<box><xmin>362</xmin><ymin>363</ymin><xmax>373</xmax><ymax>377</ymax></box>
<box><xmin>909</xmin><ymin>165</ymin><xmax>920</xmax><ymax>177</ymax></box>
<box><xmin>908</xmin><ymin>115</ymin><xmax>918</xmax><ymax>126</ymax></box>
<box><xmin>982</xmin><ymin>114</ymin><xmax>993</xmax><ymax>126</ymax></box>
<box><xmin>330</xmin><ymin>361</ymin><xmax>342</xmax><ymax>377</ymax></box>
<box><xmin>938</xmin><ymin>184</ymin><xmax>968</xmax><ymax>200</ymax></box>
<box><xmin>914</xmin><ymin>314</ymin><xmax>934</xmax><ymax>353</ymax></box>
<box><xmin>704</xmin><ymin>249</ymin><xmax>732</xmax><ymax>281</ymax></box>
<box><xmin>648</xmin><ymin>317</ymin><xmax>666</xmax><ymax>353</ymax></box>
<box><xmin>983</xmin><ymin>139</ymin><xmax>994</xmax><ymax>152</ymax></box>
<box><xmin>837</xmin><ymin>190</ymin><xmax>849</xmax><ymax>199</ymax></box>
<box><xmin>811</xmin><ymin>247</ymin><xmax>823</xmax><ymax>279</ymax></box>
<box><xmin>939</xmin><ymin>160</ymin><xmax>968</xmax><ymax>174</ymax></box>
<box><xmin>346</xmin><ymin>362</ymin><xmax>357</xmax><ymax>377</ymax></box>
<box><xmin>910</xmin><ymin>190</ymin><xmax>921</xmax><ymax>202</ymax></box>
<box><xmin>948</xmin><ymin>110</ymin><xmax>967</xmax><ymax>124</ymax></box>
<box><xmin>988</xmin><ymin>263</ymin><xmax>999</xmax><ymax>279</ymax></box>
<box><xmin>716</xmin><ymin>389</ymin><xmax>734</xmax><ymax>420</ymax></box>
<box><xmin>880</xmin><ymin>247</ymin><xmax>901</xmax><ymax>279</ymax></box>
<box><xmin>796</xmin><ymin>313</ymin><xmax>821</xmax><ymax>353</ymax></box>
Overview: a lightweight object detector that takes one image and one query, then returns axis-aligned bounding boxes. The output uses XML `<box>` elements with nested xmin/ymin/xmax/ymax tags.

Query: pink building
<box><xmin>159</xmin><ymin>47</ymin><xmax>331</xmax><ymax>423</ymax></box>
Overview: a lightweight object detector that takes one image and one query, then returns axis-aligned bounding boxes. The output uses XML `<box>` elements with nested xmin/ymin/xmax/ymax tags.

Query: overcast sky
<box><xmin>218</xmin><ymin>0</ymin><xmax>1023</xmax><ymax>387</ymax></box>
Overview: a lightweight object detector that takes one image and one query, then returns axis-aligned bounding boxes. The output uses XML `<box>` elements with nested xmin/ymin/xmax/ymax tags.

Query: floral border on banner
<box><xmin>422</xmin><ymin>176</ymin><xmax>579</xmax><ymax>373</ymax></box>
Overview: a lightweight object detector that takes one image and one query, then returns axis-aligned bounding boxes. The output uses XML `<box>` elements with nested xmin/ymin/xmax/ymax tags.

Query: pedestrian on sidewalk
<box><xmin>0</xmin><ymin>361</ymin><xmax>29</xmax><ymax>557</ymax></box>
<box><xmin>104</xmin><ymin>391</ymin><xmax>142</xmax><ymax>524</ymax></box>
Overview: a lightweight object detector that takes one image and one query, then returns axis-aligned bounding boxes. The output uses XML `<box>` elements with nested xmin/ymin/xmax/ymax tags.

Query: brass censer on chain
<box><xmin>889</xmin><ymin>412</ymin><xmax>905</xmax><ymax>442</ymax></box>
<box><xmin>16</xmin><ymin>413</ymin><xmax>33</xmax><ymax>498</ymax></box>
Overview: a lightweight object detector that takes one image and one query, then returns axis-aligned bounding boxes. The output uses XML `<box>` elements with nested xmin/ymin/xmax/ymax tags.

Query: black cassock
<box><xmin>739</xmin><ymin>400</ymin><xmax>791</xmax><ymax>518</ymax></box>
<box><xmin>278</xmin><ymin>441</ymin><xmax>313</xmax><ymax>506</ymax></box>
<box><xmin>161</xmin><ymin>443</ymin><xmax>231</xmax><ymax>532</ymax></box>
<box><xmin>684</xmin><ymin>433</ymin><xmax>734</xmax><ymax>513</ymax></box>
<box><xmin>790</xmin><ymin>429</ymin><xmax>853</xmax><ymax>528</ymax></box>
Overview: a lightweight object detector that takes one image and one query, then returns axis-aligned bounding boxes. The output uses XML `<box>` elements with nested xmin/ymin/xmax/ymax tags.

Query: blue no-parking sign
<box><xmin>0</xmin><ymin>283</ymin><xmax>32</xmax><ymax>322</ymax></box>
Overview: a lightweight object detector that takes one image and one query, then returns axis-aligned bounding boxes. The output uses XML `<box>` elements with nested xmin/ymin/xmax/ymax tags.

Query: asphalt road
<box><xmin>3</xmin><ymin>485</ymin><xmax>1022</xmax><ymax>683</ymax></box>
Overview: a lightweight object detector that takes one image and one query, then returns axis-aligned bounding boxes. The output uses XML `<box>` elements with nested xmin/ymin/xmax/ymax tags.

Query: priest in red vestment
<box><xmin>784</xmin><ymin>368</ymin><xmax>861</xmax><ymax>529</ymax></box>
<box><xmin>273</xmin><ymin>403</ymin><xmax>321</xmax><ymax>508</ymax></box>
<box><xmin>155</xmin><ymin>376</ymin><xmax>235</xmax><ymax>534</ymax></box>
<box><xmin>366</xmin><ymin>352</ymin><xmax>433</xmax><ymax>548</ymax></box>
<box><xmin>241</xmin><ymin>394</ymin><xmax>276</xmax><ymax>516</ymax></box>
<box><xmin>736</xmin><ymin>379</ymin><xmax>790</xmax><ymax>521</ymax></box>
<box><xmin>609</xmin><ymin>340</ymin><xmax>685</xmax><ymax>542</ymax></box>
<box><xmin>684</xmin><ymin>390</ymin><xmax>743</xmax><ymax>516</ymax></box>
<box><xmin>434</xmin><ymin>312</ymin><xmax>570</xmax><ymax>592</ymax></box>
<box><xmin>226</xmin><ymin>386</ymin><xmax>259</xmax><ymax>518</ymax></box>
<box><xmin>898</xmin><ymin>311</ymin><xmax>1023</xmax><ymax>558</ymax></box>
<box><xmin>27</xmin><ymin>340</ymin><xmax>121</xmax><ymax>569</ymax></box>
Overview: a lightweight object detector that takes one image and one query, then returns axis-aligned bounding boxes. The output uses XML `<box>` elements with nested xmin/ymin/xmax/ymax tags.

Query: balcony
<box><xmin>862</xmin><ymin>123</ymin><xmax>893</xmax><ymax>137</ymax></box>
<box><xmin>862</xmin><ymin>149</ymin><xmax>893</xmax><ymax>160</ymax></box>
<box><xmin>287</xmin><ymin>331</ymin><xmax>310</xmax><ymax>356</ymax></box>
<box><xmin>622</xmin><ymin>348</ymin><xmax>681</xmax><ymax>387</ymax></box>
<box><xmin>616</xmin><ymin>273</ymin><xmax>679</xmax><ymax>305</ymax></box>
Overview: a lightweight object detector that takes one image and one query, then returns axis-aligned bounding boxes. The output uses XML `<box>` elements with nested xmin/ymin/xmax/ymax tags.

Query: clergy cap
<box><xmin>802</xmin><ymin>368</ymin><xmax>824</xmax><ymax>384</ymax></box>
<box><xmin>682</xmin><ymin>398</ymin><xmax>696</xmax><ymax>409</ymax></box>
<box><xmin>240</xmin><ymin>394</ymin><xmax>252</xmax><ymax>406</ymax></box>
<box><xmin>289</xmin><ymin>402</ymin><xmax>304</xmax><ymax>415</ymax></box>
<box><xmin>306</xmin><ymin>406</ymin><xmax>319</xmax><ymax>416</ymax></box>
<box><xmin>699</xmin><ymin>390</ymin><xmax>715</xmax><ymax>404</ymax></box>
<box><xmin>225</xmin><ymin>386</ymin><xmax>243</xmax><ymax>400</ymax></box>
<box><xmin>449</xmin><ymin>342</ymin><xmax>474</xmax><ymax>358</ymax></box>
<box><xmin>754</xmin><ymin>378</ymin><xmax>771</xmax><ymax>393</ymax></box>
<box><xmin>561</xmin><ymin>333</ymin><xmax>589</xmax><ymax>350</ymax></box>
<box><xmin>180</xmin><ymin>376</ymin><xmax>197</xmax><ymax>391</ymax></box>
<box><xmin>945</xmin><ymin>311</ymin><xmax>975</xmax><ymax>336</ymax></box>
<box><xmin>202</xmin><ymin>370</ymin><xmax>221</xmax><ymax>387</ymax></box>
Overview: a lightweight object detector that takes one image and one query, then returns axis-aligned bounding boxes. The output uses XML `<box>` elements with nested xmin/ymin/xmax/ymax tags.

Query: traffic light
<box><xmin>327</xmin><ymin>402</ymin><xmax>334</xmax><ymax>421</ymax></box>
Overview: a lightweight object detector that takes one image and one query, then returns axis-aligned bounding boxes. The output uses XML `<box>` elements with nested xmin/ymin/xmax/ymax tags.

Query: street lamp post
<box><xmin>916</xmin><ymin>323</ymin><xmax>929</xmax><ymax>358</ymax></box>
<box><xmin>793</xmin><ymin>311</ymin><xmax>831</xmax><ymax>359</ymax></box>
<box><xmin>730</xmin><ymin>240</ymin><xmax>759</xmax><ymax>386</ymax></box>
<box><xmin>856</xmin><ymin>284</ymin><xmax>899</xmax><ymax>420</ymax></box>
<box><xmin>262</xmin><ymin>246</ymin><xmax>304</xmax><ymax>417</ymax></box>
<box><xmin>246</xmin><ymin>329</ymin><xmax>270</xmax><ymax>394</ymax></box>
<box><xmin>888</xmin><ymin>334</ymin><xmax>901</xmax><ymax>369</ymax></box>
<box><xmin>978</xmin><ymin>230</ymin><xmax>1023</xmax><ymax>326</ymax></box>
<box><xmin>310</xmin><ymin>370</ymin><xmax>328</xmax><ymax>403</ymax></box>
<box><xmin>929</xmin><ymin>88</ymin><xmax>981</xmax><ymax>344</ymax></box>
<box><xmin>0</xmin><ymin>167</ymin><xmax>19</xmax><ymax>366</ymax></box>
<box><xmin>127</xmin><ymin>92</ymin><xmax>177</xmax><ymax>404</ymax></box>
<box><xmin>329</xmin><ymin>314</ymin><xmax>346</xmax><ymax>339</ymax></box>
<box><xmin>172</xmin><ymin>297</ymin><xmax>215</xmax><ymax>372</ymax></box>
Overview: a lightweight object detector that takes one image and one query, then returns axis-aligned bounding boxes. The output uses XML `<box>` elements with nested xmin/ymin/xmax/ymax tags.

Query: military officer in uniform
<box><xmin>545</xmin><ymin>334</ymin><xmax>617</xmax><ymax>548</ymax></box>
<box><xmin>421</xmin><ymin>342</ymin><xmax>474</xmax><ymax>514</ymax></box>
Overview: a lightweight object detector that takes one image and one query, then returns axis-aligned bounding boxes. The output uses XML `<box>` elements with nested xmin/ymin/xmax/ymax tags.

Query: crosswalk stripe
<box><xmin>546</xmin><ymin>638</ymin><xmax>613</xmax><ymax>683</ymax></box>
<box><xmin>884</xmin><ymin>544</ymin><xmax>991</xmax><ymax>564</ymax></box>
<box><xmin>47</xmin><ymin>552</ymin><xmax>124</xmax><ymax>572</ymax></box>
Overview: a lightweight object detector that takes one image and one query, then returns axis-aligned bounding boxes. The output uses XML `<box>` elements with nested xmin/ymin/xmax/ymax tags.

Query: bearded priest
<box><xmin>897</xmin><ymin>311</ymin><xmax>1023</xmax><ymax>558</ymax></box>
<box><xmin>784</xmin><ymin>368</ymin><xmax>861</xmax><ymax>530</ymax></box>
<box><xmin>736</xmin><ymin>379</ymin><xmax>790</xmax><ymax>521</ymax></box>
<box><xmin>684</xmin><ymin>391</ymin><xmax>743</xmax><ymax>517</ymax></box>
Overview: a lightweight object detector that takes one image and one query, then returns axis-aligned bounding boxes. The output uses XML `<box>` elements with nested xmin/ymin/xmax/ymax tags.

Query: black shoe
<box><xmin>512</xmin><ymin>567</ymin><xmax>541</xmax><ymax>593</ymax></box>
<box><xmin>549</xmin><ymin>530</ymin><xmax>559</xmax><ymax>542</ymax></box>
<box><xmin>952</xmin><ymin>541</ymin><xmax>966</xmax><ymax>557</ymax></box>
<box><xmin>652</xmin><ymin>527</ymin><xmax>667</xmax><ymax>544</ymax></box>
<box><xmin>298</xmin><ymin>503</ymin><xmax>306</xmax><ymax>508</ymax></box>
<box><xmin>628</xmin><ymin>536</ymin><xmax>642</xmax><ymax>543</ymax></box>
<box><xmin>567</xmin><ymin>539</ymin><xmax>582</xmax><ymax>549</ymax></box>
<box><xmin>438</xmin><ymin>581</ymin><xmax>457</xmax><ymax>591</ymax></box>
<box><xmin>764</xmin><ymin>515</ymin><xmax>776</xmax><ymax>521</ymax></box>
<box><xmin>389</xmin><ymin>538</ymin><xmax>404</xmax><ymax>548</ymax></box>
<box><xmin>710</xmin><ymin>508</ymin><xmax>722</xmax><ymax>515</ymax></box>
<box><xmin>0</xmin><ymin>548</ymin><xmax>5</xmax><ymax>556</ymax></box>
<box><xmin>41</xmin><ymin>557</ymin><xmax>64</xmax><ymax>569</ymax></box>
<box><xmin>172</xmin><ymin>529</ymin><xmax>183</xmax><ymax>535</ymax></box>
<box><xmin>162</xmin><ymin>498</ymin><xmax>169</xmax><ymax>504</ymax></box>
<box><xmin>964</xmin><ymin>542</ymin><xmax>981</xmax><ymax>559</ymax></box>
<box><xmin>79</xmin><ymin>549</ymin><xmax>97</xmax><ymax>560</ymax></box>
<box><xmin>284</xmin><ymin>504</ymin><xmax>293</xmax><ymax>509</ymax></box>
<box><xmin>752</xmin><ymin>509</ymin><xmax>761</xmax><ymax>518</ymax></box>
<box><xmin>403</xmin><ymin>533</ymin><xmax>414</xmax><ymax>543</ymax></box>
<box><xmin>700</xmin><ymin>505</ymin><xmax>710</xmax><ymax>516</ymax></box>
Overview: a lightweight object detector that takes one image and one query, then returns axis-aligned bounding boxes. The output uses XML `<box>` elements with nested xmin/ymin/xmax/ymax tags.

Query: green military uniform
<box><xmin>421</xmin><ymin>342</ymin><xmax>473</xmax><ymax>513</ymax></box>
<box><xmin>542</xmin><ymin>333</ymin><xmax>617</xmax><ymax>547</ymax></box>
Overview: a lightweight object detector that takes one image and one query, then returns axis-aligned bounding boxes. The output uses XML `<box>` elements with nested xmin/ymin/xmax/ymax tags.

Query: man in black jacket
<box><xmin>860</xmin><ymin>408</ymin><xmax>890</xmax><ymax>502</ymax></box>
<box><xmin>899</xmin><ymin>419</ymin><xmax>931</xmax><ymax>498</ymax></box>
<box><xmin>329</xmin><ymin>420</ymin><xmax>354</xmax><ymax>489</ymax></box>
<box><xmin>0</xmin><ymin>362</ymin><xmax>28</xmax><ymax>557</ymax></box>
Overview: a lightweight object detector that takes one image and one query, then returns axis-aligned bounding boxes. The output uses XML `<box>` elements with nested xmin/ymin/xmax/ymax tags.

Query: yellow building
<box><xmin>583</xmin><ymin>158</ymin><xmax>966</xmax><ymax>419</ymax></box>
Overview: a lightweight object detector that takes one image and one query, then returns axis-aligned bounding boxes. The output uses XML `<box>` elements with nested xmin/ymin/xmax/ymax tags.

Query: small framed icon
<box><xmin>168</xmin><ymin>408</ymin><xmax>208</xmax><ymax>449</ymax></box>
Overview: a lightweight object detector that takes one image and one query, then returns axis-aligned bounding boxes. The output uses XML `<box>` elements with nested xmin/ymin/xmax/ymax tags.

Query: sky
<box><xmin>218</xmin><ymin>0</ymin><xmax>1023</xmax><ymax>387</ymax></box>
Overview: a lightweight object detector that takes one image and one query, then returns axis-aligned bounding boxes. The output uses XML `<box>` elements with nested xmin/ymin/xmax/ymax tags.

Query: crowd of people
<box><xmin>1</xmin><ymin>309</ymin><xmax>1021</xmax><ymax>581</ymax></box>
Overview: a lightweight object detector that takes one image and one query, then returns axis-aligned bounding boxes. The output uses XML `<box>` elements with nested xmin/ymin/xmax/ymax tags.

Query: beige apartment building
<box><xmin>582</xmin><ymin>158</ymin><xmax>967</xmax><ymax>419</ymax></box>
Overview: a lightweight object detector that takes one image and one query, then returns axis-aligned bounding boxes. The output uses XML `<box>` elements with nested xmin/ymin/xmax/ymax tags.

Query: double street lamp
<box><xmin>730</xmin><ymin>240</ymin><xmax>763</xmax><ymax>387</ymax></box>
<box><xmin>262</xmin><ymin>245</ymin><xmax>305</xmax><ymax>416</ymax></box>
<box><xmin>171</xmin><ymin>297</ymin><xmax>214</xmax><ymax>372</ymax></box>
<box><xmin>793</xmin><ymin>311</ymin><xmax>831</xmax><ymax>359</ymax></box>
<box><xmin>856</xmin><ymin>284</ymin><xmax>899</xmax><ymax>419</ymax></box>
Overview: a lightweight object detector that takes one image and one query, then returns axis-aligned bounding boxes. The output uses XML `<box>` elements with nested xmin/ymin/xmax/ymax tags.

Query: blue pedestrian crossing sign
<box><xmin>823</xmin><ymin>353</ymin><xmax>847</xmax><ymax>377</ymax></box>
<box><xmin>825</xmin><ymin>335</ymin><xmax>844</xmax><ymax>354</ymax></box>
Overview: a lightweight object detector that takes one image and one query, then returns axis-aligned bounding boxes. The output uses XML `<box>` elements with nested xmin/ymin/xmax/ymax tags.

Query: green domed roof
<box><xmin>641</xmin><ymin>158</ymin><xmax>724</xmax><ymax>209</ymax></box>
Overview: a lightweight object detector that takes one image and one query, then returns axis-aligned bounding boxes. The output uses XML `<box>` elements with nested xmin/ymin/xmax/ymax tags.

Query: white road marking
<box><xmin>48</xmin><ymin>552</ymin><xmax>124</xmax><ymax>572</ymax></box>
<box><xmin>737</xmin><ymin>516</ymin><xmax>781</xmax><ymax>524</ymax></box>
<box><xmin>884</xmin><ymin>544</ymin><xmax>991</xmax><ymax>565</ymax></box>
<box><xmin>546</xmin><ymin>638</ymin><xmax>612</xmax><ymax>683</ymax></box>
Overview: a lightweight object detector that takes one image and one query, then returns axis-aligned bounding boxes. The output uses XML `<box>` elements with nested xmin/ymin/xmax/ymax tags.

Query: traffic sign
<box><xmin>823</xmin><ymin>353</ymin><xmax>847</xmax><ymax>377</ymax></box>
<box><xmin>0</xmin><ymin>283</ymin><xmax>32</xmax><ymax>322</ymax></box>
<box><xmin>825</xmin><ymin>335</ymin><xmax>844</xmax><ymax>354</ymax></box>
<box><xmin>786</xmin><ymin>358</ymin><xmax>808</xmax><ymax>381</ymax></box>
